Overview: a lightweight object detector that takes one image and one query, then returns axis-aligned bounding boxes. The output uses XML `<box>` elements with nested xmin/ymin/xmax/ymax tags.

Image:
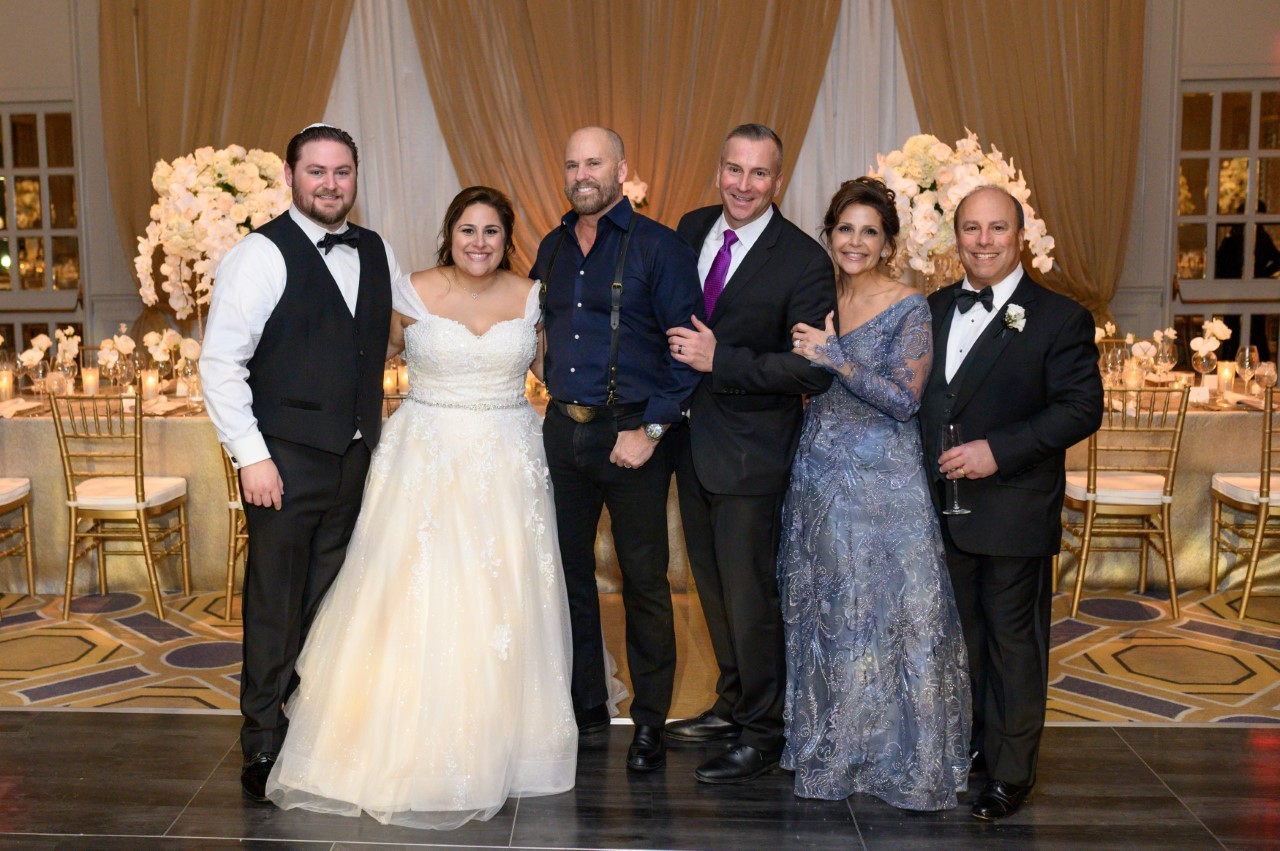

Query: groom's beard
<box><xmin>295</xmin><ymin>185</ymin><xmax>356</xmax><ymax>226</ymax></box>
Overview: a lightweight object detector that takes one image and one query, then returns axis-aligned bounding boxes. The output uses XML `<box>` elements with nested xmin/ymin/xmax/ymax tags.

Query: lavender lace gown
<box><xmin>778</xmin><ymin>294</ymin><xmax>971</xmax><ymax>811</ymax></box>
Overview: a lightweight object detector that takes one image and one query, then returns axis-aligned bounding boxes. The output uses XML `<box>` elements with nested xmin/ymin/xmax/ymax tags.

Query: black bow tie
<box><xmin>955</xmin><ymin>287</ymin><xmax>994</xmax><ymax>314</ymax></box>
<box><xmin>317</xmin><ymin>229</ymin><xmax>359</xmax><ymax>254</ymax></box>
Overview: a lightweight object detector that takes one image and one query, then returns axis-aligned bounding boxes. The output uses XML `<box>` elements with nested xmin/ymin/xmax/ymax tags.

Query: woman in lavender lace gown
<box><xmin>782</xmin><ymin>178</ymin><xmax>971</xmax><ymax>811</ymax></box>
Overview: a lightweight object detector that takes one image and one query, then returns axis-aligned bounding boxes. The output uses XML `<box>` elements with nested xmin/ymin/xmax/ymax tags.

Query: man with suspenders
<box><xmin>531</xmin><ymin>126</ymin><xmax>702</xmax><ymax>772</ymax></box>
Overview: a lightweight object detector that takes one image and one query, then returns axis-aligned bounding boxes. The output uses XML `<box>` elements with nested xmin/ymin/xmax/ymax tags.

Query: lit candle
<box><xmin>382</xmin><ymin>367</ymin><xmax>397</xmax><ymax>395</ymax></box>
<box><xmin>81</xmin><ymin>366</ymin><xmax>100</xmax><ymax>395</ymax></box>
<box><xmin>0</xmin><ymin>369</ymin><xmax>12</xmax><ymax>402</ymax></box>
<box><xmin>141</xmin><ymin>368</ymin><xmax>160</xmax><ymax>401</ymax></box>
<box><xmin>397</xmin><ymin>363</ymin><xmax>409</xmax><ymax>393</ymax></box>
<box><xmin>1217</xmin><ymin>362</ymin><xmax>1237</xmax><ymax>394</ymax></box>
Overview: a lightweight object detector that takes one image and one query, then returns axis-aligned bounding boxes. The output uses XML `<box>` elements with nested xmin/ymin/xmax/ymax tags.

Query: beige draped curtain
<box><xmin>408</xmin><ymin>0</ymin><xmax>841</xmax><ymax>271</ymax></box>
<box><xmin>892</xmin><ymin>0</ymin><xmax>1146</xmax><ymax>319</ymax></box>
<box><xmin>99</xmin><ymin>0</ymin><xmax>354</xmax><ymax>270</ymax></box>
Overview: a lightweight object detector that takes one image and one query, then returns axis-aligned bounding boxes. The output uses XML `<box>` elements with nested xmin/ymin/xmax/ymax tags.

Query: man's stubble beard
<box><xmin>565</xmin><ymin>179</ymin><xmax>621</xmax><ymax>217</ymax></box>
<box><xmin>295</xmin><ymin>185</ymin><xmax>356</xmax><ymax>226</ymax></box>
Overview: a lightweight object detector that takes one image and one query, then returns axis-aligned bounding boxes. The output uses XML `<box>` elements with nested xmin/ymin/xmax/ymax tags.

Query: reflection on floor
<box><xmin>3</xmin><ymin>588</ymin><xmax>1279</xmax><ymax>723</ymax></box>
<box><xmin>0</xmin><ymin>713</ymin><xmax>1276</xmax><ymax>848</ymax></box>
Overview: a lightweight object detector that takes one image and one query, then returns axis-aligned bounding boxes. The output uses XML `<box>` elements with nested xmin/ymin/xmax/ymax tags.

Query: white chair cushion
<box><xmin>0</xmin><ymin>477</ymin><xmax>31</xmax><ymax>503</ymax></box>
<box><xmin>1065</xmin><ymin>471</ymin><xmax>1169</xmax><ymax>505</ymax></box>
<box><xmin>1211</xmin><ymin>473</ymin><xmax>1280</xmax><ymax>505</ymax></box>
<box><xmin>73</xmin><ymin>476</ymin><xmax>187</xmax><ymax>509</ymax></box>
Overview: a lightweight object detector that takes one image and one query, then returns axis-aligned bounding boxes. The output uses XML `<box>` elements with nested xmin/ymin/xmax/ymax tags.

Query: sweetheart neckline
<box><xmin>410</xmin><ymin>312</ymin><xmax>527</xmax><ymax>340</ymax></box>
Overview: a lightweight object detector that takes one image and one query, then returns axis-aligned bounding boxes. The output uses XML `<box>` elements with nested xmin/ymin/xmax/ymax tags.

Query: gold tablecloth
<box><xmin>0</xmin><ymin>408</ymin><xmax>690</xmax><ymax>596</ymax></box>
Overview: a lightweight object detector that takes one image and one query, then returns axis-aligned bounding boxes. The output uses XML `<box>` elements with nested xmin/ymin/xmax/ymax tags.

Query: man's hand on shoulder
<box><xmin>239</xmin><ymin>458</ymin><xmax>284</xmax><ymax>510</ymax></box>
<box><xmin>610</xmin><ymin>428</ymin><xmax>660</xmax><ymax>470</ymax></box>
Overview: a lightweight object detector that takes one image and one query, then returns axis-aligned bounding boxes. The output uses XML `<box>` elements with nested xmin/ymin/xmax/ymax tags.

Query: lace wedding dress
<box><xmin>778</xmin><ymin>295</ymin><xmax>971</xmax><ymax>811</ymax></box>
<box><xmin>265</xmin><ymin>278</ymin><xmax>577</xmax><ymax>829</ymax></box>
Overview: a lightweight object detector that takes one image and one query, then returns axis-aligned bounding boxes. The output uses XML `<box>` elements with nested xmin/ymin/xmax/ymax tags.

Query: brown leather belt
<box><xmin>551</xmin><ymin>399</ymin><xmax>646</xmax><ymax>424</ymax></box>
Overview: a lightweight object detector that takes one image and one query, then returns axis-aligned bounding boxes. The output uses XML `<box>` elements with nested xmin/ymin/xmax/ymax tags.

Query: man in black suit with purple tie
<box><xmin>665</xmin><ymin>124</ymin><xmax>836</xmax><ymax>784</ymax></box>
<box><xmin>919</xmin><ymin>185</ymin><xmax>1102</xmax><ymax>820</ymax></box>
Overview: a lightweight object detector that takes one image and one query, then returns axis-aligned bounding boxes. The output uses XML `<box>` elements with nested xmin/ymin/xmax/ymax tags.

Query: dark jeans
<box><xmin>542</xmin><ymin>404</ymin><xmax>677</xmax><ymax>727</ymax></box>
<box><xmin>239</xmin><ymin>435</ymin><xmax>371</xmax><ymax>756</ymax></box>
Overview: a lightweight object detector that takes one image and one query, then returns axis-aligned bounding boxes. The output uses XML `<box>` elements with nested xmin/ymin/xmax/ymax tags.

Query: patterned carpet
<box><xmin>2</xmin><ymin>588</ymin><xmax>1279</xmax><ymax>723</ymax></box>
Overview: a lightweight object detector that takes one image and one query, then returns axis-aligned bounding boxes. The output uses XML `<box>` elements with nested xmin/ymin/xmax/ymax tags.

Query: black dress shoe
<box><xmin>969</xmin><ymin>750</ymin><xmax>987</xmax><ymax>775</ymax></box>
<box><xmin>694</xmin><ymin>744</ymin><xmax>780</xmax><ymax>784</ymax></box>
<box><xmin>665</xmin><ymin>709</ymin><xmax>742</xmax><ymax>743</ymax></box>
<box><xmin>971</xmin><ymin>779</ymin><xmax>1032</xmax><ymax>820</ymax></box>
<box><xmin>241</xmin><ymin>752</ymin><xmax>277</xmax><ymax>802</ymax></box>
<box><xmin>576</xmin><ymin>703</ymin><xmax>610</xmax><ymax>735</ymax></box>
<box><xmin>627</xmin><ymin>724</ymin><xmax>666</xmax><ymax>771</ymax></box>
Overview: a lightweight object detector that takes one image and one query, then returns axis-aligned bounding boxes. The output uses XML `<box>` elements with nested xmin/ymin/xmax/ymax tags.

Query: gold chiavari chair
<box><xmin>383</xmin><ymin>393</ymin><xmax>406</xmax><ymax>418</ymax></box>
<box><xmin>1210</xmin><ymin>386</ymin><xmax>1280</xmax><ymax>620</ymax></box>
<box><xmin>0</xmin><ymin>478</ymin><xmax>35</xmax><ymax>608</ymax></box>
<box><xmin>221</xmin><ymin>450</ymin><xmax>248</xmax><ymax>621</ymax></box>
<box><xmin>50</xmin><ymin>393</ymin><xmax>190</xmax><ymax>621</ymax></box>
<box><xmin>1059</xmin><ymin>386</ymin><xmax>1189</xmax><ymax>618</ymax></box>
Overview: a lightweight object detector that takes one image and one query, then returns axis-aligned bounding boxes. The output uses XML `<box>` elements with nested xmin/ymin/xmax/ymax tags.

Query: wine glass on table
<box><xmin>1255</xmin><ymin>360</ymin><xmax>1277</xmax><ymax>392</ymax></box>
<box><xmin>1236</xmin><ymin>345</ymin><xmax>1259</xmax><ymax>394</ymax></box>
<box><xmin>941</xmin><ymin>423</ymin><xmax>971</xmax><ymax>516</ymax></box>
<box><xmin>1153</xmin><ymin>341</ymin><xmax>1177</xmax><ymax>381</ymax></box>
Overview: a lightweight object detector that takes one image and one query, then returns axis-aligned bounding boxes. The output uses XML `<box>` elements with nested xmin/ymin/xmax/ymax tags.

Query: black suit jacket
<box><xmin>677</xmin><ymin>205</ymin><xmax>836</xmax><ymax>495</ymax></box>
<box><xmin>920</xmin><ymin>274</ymin><xmax>1103</xmax><ymax>557</ymax></box>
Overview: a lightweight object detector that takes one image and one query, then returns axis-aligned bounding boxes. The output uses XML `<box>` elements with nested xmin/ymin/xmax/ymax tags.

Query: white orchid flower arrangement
<box><xmin>1189</xmin><ymin>317</ymin><xmax>1232</xmax><ymax>358</ymax></box>
<box><xmin>54</xmin><ymin>326</ymin><xmax>81</xmax><ymax>365</ymax></box>
<box><xmin>868</xmin><ymin>129</ymin><xmax>1055</xmax><ymax>278</ymax></box>
<box><xmin>135</xmin><ymin>145</ymin><xmax>290</xmax><ymax>324</ymax></box>
<box><xmin>1094</xmin><ymin>321</ymin><xmax>1117</xmax><ymax>344</ymax></box>
<box><xmin>143</xmin><ymin>329</ymin><xmax>185</xmax><ymax>365</ymax></box>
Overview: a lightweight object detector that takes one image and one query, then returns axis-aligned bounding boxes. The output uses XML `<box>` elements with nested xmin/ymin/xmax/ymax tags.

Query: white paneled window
<box><xmin>0</xmin><ymin>104</ymin><xmax>82</xmax><ymax>352</ymax></box>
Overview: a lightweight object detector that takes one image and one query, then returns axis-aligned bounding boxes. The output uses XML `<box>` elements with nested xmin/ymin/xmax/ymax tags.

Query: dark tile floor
<box><xmin>0</xmin><ymin>711</ymin><xmax>1274</xmax><ymax>849</ymax></box>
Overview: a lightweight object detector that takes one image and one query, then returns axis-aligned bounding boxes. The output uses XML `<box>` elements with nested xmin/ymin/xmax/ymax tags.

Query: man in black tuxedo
<box><xmin>919</xmin><ymin>186</ymin><xmax>1102</xmax><ymax>820</ymax></box>
<box><xmin>202</xmin><ymin>125</ymin><xmax>399</xmax><ymax>801</ymax></box>
<box><xmin>665</xmin><ymin>124</ymin><xmax>836</xmax><ymax>783</ymax></box>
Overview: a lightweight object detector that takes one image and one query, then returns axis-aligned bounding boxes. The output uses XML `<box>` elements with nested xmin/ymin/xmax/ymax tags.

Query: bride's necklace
<box><xmin>449</xmin><ymin>266</ymin><xmax>497</xmax><ymax>300</ymax></box>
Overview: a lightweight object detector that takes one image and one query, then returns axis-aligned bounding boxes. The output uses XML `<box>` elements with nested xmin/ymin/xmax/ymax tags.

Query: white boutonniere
<box><xmin>1003</xmin><ymin>304</ymin><xmax>1026</xmax><ymax>333</ymax></box>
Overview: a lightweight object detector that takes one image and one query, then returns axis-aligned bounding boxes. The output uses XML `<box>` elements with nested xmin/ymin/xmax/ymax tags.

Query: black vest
<box><xmin>247</xmin><ymin>213</ymin><xmax>392</xmax><ymax>455</ymax></box>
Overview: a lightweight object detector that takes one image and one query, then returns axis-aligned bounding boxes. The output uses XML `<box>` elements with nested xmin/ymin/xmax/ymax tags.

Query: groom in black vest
<box><xmin>201</xmin><ymin>124</ymin><xmax>399</xmax><ymax>801</ymax></box>
<box><xmin>919</xmin><ymin>185</ymin><xmax>1101</xmax><ymax>820</ymax></box>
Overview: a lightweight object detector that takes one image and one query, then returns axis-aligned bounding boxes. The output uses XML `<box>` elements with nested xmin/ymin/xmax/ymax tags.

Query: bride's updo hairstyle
<box><xmin>436</xmin><ymin>185</ymin><xmax>516</xmax><ymax>271</ymax></box>
<box><xmin>820</xmin><ymin>176</ymin><xmax>900</xmax><ymax>266</ymax></box>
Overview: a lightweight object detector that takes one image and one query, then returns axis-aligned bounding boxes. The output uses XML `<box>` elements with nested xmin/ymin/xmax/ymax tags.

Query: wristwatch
<box><xmin>643</xmin><ymin>422</ymin><xmax>668</xmax><ymax>441</ymax></box>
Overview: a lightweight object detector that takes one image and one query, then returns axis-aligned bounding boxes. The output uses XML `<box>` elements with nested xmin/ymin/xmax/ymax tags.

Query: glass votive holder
<box><xmin>141</xmin><ymin>368</ymin><xmax>160</xmax><ymax>401</ymax></box>
<box><xmin>1121</xmin><ymin>359</ymin><xmax>1146</xmax><ymax>390</ymax></box>
<box><xmin>45</xmin><ymin>371</ymin><xmax>69</xmax><ymax>395</ymax></box>
<box><xmin>81</xmin><ymin>366</ymin><xmax>100</xmax><ymax>395</ymax></box>
<box><xmin>0</xmin><ymin>368</ymin><xmax>13</xmax><ymax>402</ymax></box>
<box><xmin>382</xmin><ymin>366</ymin><xmax>398</xmax><ymax>395</ymax></box>
<box><xmin>397</xmin><ymin>362</ymin><xmax>410</xmax><ymax>393</ymax></box>
<box><xmin>1217</xmin><ymin>362</ymin><xmax>1237</xmax><ymax>394</ymax></box>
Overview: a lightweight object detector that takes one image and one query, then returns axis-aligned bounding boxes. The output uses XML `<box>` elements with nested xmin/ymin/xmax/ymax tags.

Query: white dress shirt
<box><xmin>944</xmin><ymin>265</ymin><xmax>1023</xmax><ymax>383</ymax></box>
<box><xmin>696</xmin><ymin>205</ymin><xmax>774</xmax><ymax>288</ymax></box>
<box><xmin>201</xmin><ymin>205</ymin><xmax>402</xmax><ymax>467</ymax></box>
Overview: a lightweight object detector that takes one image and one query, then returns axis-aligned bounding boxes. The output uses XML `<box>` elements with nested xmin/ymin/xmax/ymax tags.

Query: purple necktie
<box><xmin>703</xmin><ymin>229</ymin><xmax>738</xmax><ymax>317</ymax></box>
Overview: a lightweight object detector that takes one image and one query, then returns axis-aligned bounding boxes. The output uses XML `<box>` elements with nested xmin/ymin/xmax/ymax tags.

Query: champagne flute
<box><xmin>1236</xmin><ymin>345</ymin><xmax>1259</xmax><ymax>389</ymax></box>
<box><xmin>1153</xmin><ymin>340</ymin><xmax>1177</xmax><ymax>379</ymax></box>
<box><xmin>941</xmin><ymin>423</ymin><xmax>971</xmax><ymax>516</ymax></box>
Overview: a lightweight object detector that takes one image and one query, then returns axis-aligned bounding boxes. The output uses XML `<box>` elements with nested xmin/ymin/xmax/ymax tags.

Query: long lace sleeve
<box><xmin>824</xmin><ymin>299</ymin><xmax>932</xmax><ymax>422</ymax></box>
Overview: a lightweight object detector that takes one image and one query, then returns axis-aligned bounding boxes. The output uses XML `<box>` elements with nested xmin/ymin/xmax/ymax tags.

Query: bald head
<box><xmin>954</xmin><ymin>184</ymin><xmax>1024</xmax><ymax>232</ymax></box>
<box><xmin>567</xmin><ymin>126</ymin><xmax>624</xmax><ymax>161</ymax></box>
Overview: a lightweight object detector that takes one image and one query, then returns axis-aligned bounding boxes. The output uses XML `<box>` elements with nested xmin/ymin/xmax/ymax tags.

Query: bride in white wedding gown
<box><xmin>265</xmin><ymin>187</ymin><xmax>577</xmax><ymax>829</ymax></box>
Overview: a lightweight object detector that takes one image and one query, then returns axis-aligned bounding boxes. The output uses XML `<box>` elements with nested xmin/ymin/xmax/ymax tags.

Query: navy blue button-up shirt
<box><xmin>531</xmin><ymin>199</ymin><xmax>703</xmax><ymax>425</ymax></box>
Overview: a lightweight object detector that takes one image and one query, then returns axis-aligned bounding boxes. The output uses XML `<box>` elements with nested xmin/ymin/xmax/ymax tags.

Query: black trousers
<box><xmin>942</xmin><ymin>524</ymin><xmax>1054</xmax><ymax>788</ymax></box>
<box><xmin>542</xmin><ymin>404</ymin><xmax>676</xmax><ymax>727</ymax></box>
<box><xmin>239</xmin><ymin>435</ymin><xmax>371</xmax><ymax>756</ymax></box>
<box><xmin>673</xmin><ymin>428</ymin><xmax>786</xmax><ymax>753</ymax></box>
